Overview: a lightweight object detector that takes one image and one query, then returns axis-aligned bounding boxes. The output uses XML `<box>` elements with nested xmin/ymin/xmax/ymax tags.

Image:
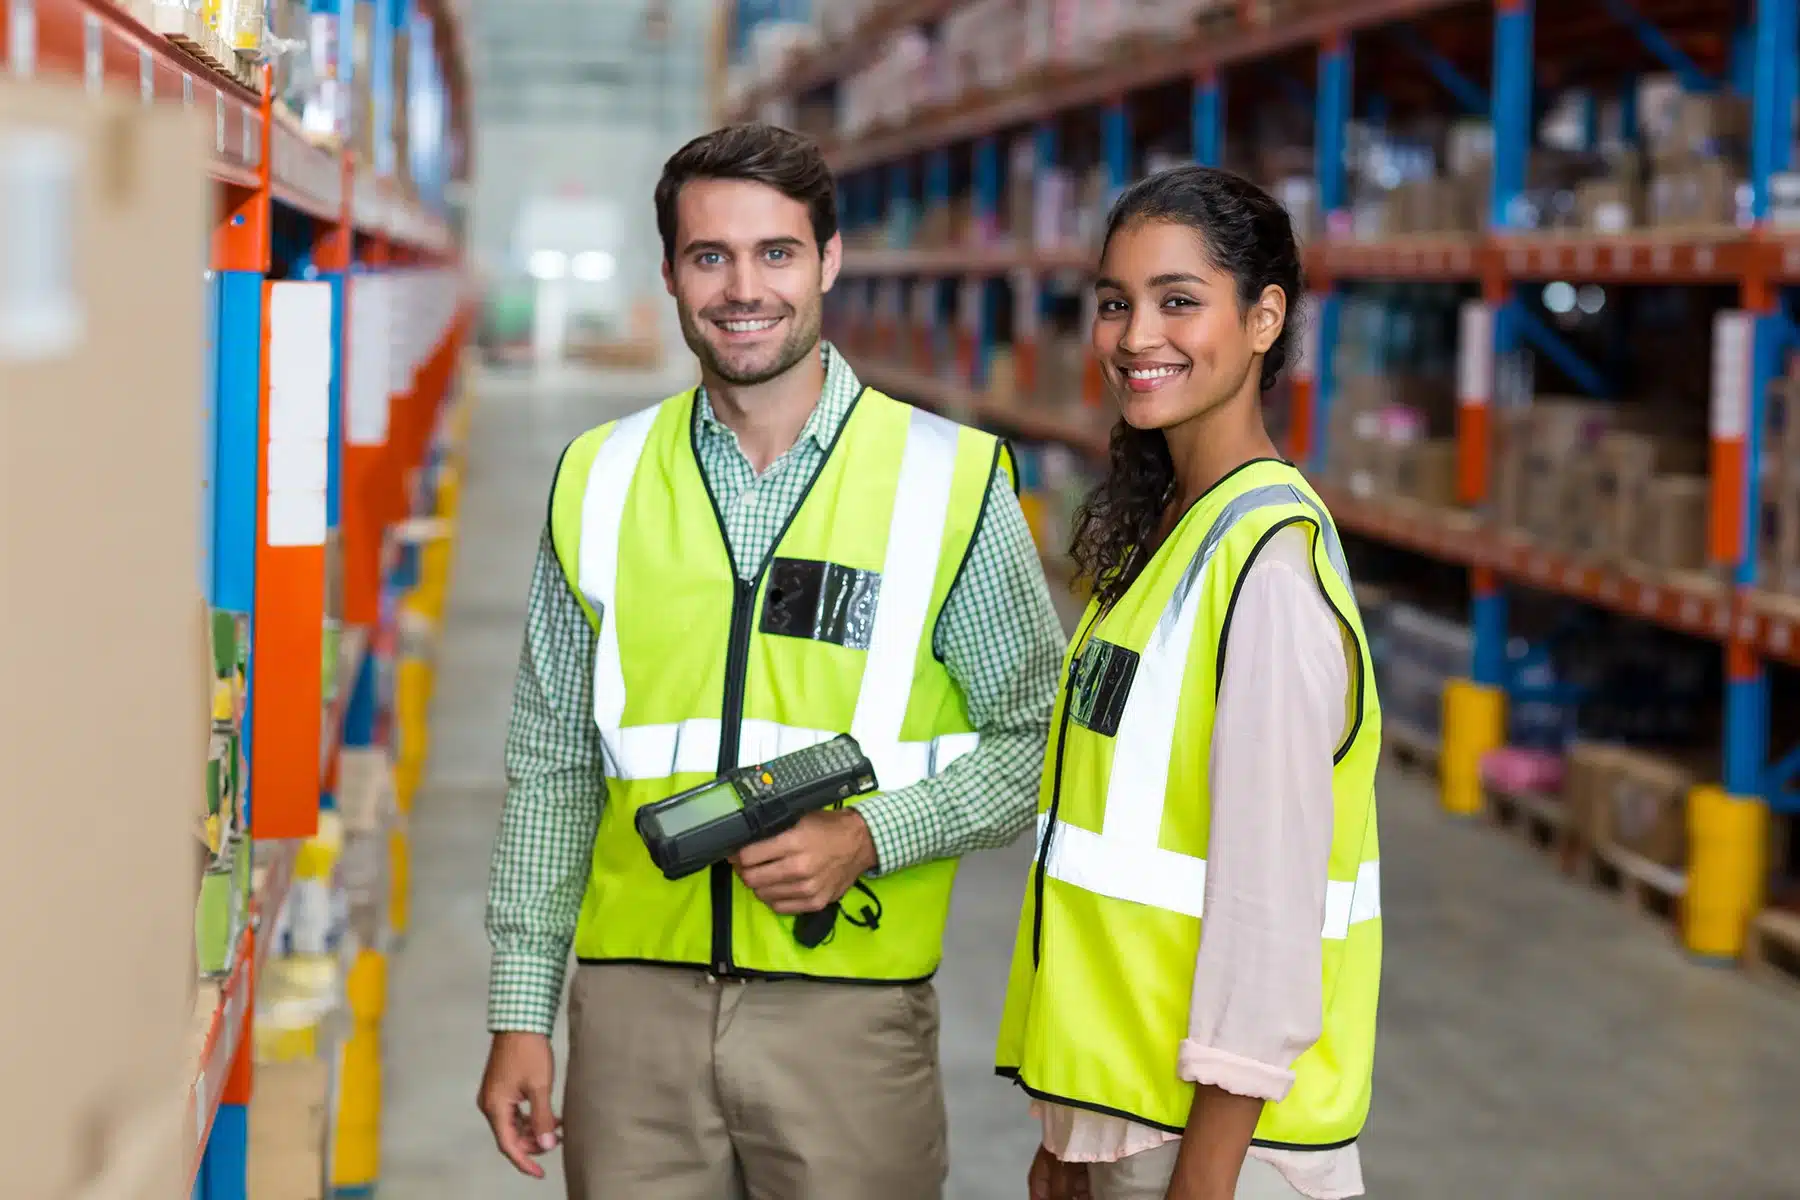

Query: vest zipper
<box><xmin>713</xmin><ymin>576</ymin><xmax>758</xmax><ymax>975</ymax></box>
<box><xmin>1031</xmin><ymin>653</ymin><xmax>1081</xmax><ymax>969</ymax></box>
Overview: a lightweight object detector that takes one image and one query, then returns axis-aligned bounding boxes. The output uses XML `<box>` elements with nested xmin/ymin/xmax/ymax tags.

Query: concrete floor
<box><xmin>382</xmin><ymin>366</ymin><xmax>1800</xmax><ymax>1200</ymax></box>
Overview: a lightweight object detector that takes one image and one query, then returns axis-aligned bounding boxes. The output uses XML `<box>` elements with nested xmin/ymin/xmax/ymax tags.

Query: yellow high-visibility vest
<box><xmin>995</xmin><ymin>459</ymin><xmax>1382</xmax><ymax>1149</ymax></box>
<box><xmin>548</xmin><ymin>386</ymin><xmax>1011</xmax><ymax>981</ymax></box>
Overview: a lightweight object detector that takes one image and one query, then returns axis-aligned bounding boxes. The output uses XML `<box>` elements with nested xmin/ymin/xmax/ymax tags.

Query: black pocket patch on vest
<box><xmin>760</xmin><ymin>558</ymin><xmax>882</xmax><ymax>651</ymax></box>
<box><xmin>1069</xmin><ymin>638</ymin><xmax>1138</xmax><ymax>738</ymax></box>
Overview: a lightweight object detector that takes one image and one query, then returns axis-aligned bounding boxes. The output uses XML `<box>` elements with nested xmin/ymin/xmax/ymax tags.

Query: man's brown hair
<box><xmin>654</xmin><ymin>123</ymin><xmax>839</xmax><ymax>263</ymax></box>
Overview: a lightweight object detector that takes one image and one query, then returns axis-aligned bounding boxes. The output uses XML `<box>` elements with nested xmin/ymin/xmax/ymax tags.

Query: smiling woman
<box><xmin>1074</xmin><ymin>168</ymin><xmax>1304</xmax><ymax>609</ymax></box>
<box><xmin>996</xmin><ymin>166</ymin><xmax>1380</xmax><ymax>1200</ymax></box>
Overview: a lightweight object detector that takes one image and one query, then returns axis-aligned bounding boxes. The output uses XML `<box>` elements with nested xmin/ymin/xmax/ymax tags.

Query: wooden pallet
<box><xmin>1382</xmin><ymin>718</ymin><xmax>1440</xmax><ymax>773</ymax></box>
<box><xmin>1484</xmin><ymin>785</ymin><xmax>1580</xmax><ymax>869</ymax></box>
<box><xmin>1585</xmin><ymin>841</ymin><xmax>1686</xmax><ymax>927</ymax></box>
<box><xmin>1746</xmin><ymin>906</ymin><xmax>1800</xmax><ymax>991</ymax></box>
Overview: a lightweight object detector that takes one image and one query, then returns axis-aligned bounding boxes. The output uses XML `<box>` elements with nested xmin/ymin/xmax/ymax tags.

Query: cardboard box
<box><xmin>1594</xmin><ymin>432</ymin><xmax>1708</xmax><ymax>559</ymax></box>
<box><xmin>1398</xmin><ymin>439</ymin><xmax>1459</xmax><ymax>507</ymax></box>
<box><xmin>1636</xmin><ymin>475</ymin><xmax>1710</xmax><ymax>572</ymax></box>
<box><xmin>1563</xmin><ymin>742</ymin><xmax>1616</xmax><ymax>850</ymax></box>
<box><xmin>1596</xmin><ymin>748</ymin><xmax>1695</xmax><ymax>869</ymax></box>
<box><xmin>0</xmin><ymin>78</ymin><xmax>211</xmax><ymax>1200</ymax></box>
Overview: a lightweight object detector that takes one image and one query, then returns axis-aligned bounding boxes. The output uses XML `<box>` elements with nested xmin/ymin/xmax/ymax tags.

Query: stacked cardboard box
<box><xmin>1492</xmin><ymin>397</ymin><xmax>1709</xmax><ymax>571</ymax></box>
<box><xmin>247</xmin><ymin>1060</ymin><xmax>331</xmax><ymax>1200</ymax></box>
<box><xmin>1325</xmin><ymin>373</ymin><xmax>1457</xmax><ymax>505</ymax></box>
<box><xmin>1</xmin><ymin>79</ymin><xmax>212</xmax><ymax>1200</ymax></box>
<box><xmin>1564</xmin><ymin>743</ymin><xmax>1701</xmax><ymax>869</ymax></box>
<box><xmin>1645</xmin><ymin>92</ymin><xmax>1751</xmax><ymax>230</ymax></box>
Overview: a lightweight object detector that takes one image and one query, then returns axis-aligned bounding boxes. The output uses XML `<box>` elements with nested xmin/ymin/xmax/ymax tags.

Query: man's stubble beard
<box><xmin>680</xmin><ymin>300</ymin><xmax>824</xmax><ymax>388</ymax></box>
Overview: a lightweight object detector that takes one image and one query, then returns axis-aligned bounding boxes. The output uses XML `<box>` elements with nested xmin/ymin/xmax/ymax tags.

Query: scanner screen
<box><xmin>654</xmin><ymin>781</ymin><xmax>744</xmax><ymax>836</ymax></box>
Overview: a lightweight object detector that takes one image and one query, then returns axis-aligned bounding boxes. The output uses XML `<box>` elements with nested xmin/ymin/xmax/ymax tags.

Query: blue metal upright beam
<box><xmin>1103</xmin><ymin>100</ymin><xmax>1131</xmax><ymax>208</ymax></box>
<box><xmin>1750</xmin><ymin>0</ymin><xmax>1797</xmax><ymax>222</ymax></box>
<box><xmin>1310</xmin><ymin>36</ymin><xmax>1352</xmax><ymax>474</ymax></box>
<box><xmin>1193</xmin><ymin>74</ymin><xmax>1223</xmax><ymax>167</ymax></box>
<box><xmin>198</xmin><ymin>1104</ymin><xmax>249</xmax><ymax>1200</ymax></box>
<box><xmin>1734</xmin><ymin>0</ymin><xmax>1798</xmax><ymax>803</ymax></box>
<box><xmin>1490</xmin><ymin>1</ymin><xmax>1533</xmax><ymax>231</ymax></box>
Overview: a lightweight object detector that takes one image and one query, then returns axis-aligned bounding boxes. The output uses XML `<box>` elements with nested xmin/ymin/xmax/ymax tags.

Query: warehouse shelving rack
<box><xmin>735</xmin><ymin>0</ymin><xmax>1800</xmax><ymax>961</ymax></box>
<box><xmin>0</xmin><ymin>2</ymin><xmax>471</xmax><ymax>1197</ymax></box>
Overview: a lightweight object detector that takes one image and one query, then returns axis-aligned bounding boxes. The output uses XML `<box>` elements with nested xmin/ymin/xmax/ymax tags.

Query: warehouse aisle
<box><xmin>381</xmin><ymin>367</ymin><xmax>1800</xmax><ymax>1200</ymax></box>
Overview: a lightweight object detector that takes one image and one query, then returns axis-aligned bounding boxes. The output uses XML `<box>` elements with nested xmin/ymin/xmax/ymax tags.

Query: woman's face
<box><xmin>1090</xmin><ymin>218</ymin><xmax>1284</xmax><ymax>432</ymax></box>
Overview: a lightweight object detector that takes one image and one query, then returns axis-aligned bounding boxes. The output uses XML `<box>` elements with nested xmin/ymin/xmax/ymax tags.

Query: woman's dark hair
<box><xmin>654</xmin><ymin>123</ymin><xmax>839</xmax><ymax>263</ymax></box>
<box><xmin>1070</xmin><ymin>165</ymin><xmax>1305</xmax><ymax>609</ymax></box>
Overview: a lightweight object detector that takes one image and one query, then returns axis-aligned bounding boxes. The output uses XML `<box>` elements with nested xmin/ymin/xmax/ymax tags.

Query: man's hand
<box><xmin>731</xmin><ymin>809</ymin><xmax>878</xmax><ymax>914</ymax></box>
<box><xmin>1028</xmin><ymin>1145</ymin><xmax>1092</xmax><ymax>1200</ymax></box>
<box><xmin>477</xmin><ymin>1031</ymin><xmax>561</xmax><ymax>1179</ymax></box>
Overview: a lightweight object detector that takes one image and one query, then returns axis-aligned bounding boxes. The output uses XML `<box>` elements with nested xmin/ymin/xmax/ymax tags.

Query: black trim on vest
<box><xmin>686</xmin><ymin>384</ymin><xmax>871</xmax><ymax>977</ymax></box>
<box><xmin>545</xmin><ymin>433</ymin><xmax>579</xmax><ymax>559</ymax></box>
<box><xmin>1032</xmin><ymin>603</ymin><xmax>1107</xmax><ymax>968</ymax></box>
<box><xmin>931</xmin><ymin>436</ymin><xmax>1005</xmax><ymax>667</ymax></box>
<box><xmin>992</xmin><ymin>1069</ymin><xmax>1361</xmax><ymax>1152</ymax></box>
<box><xmin>1213</xmin><ymin>512</ymin><xmax>1366</xmax><ymax>766</ymax></box>
<box><xmin>577</xmin><ymin>956</ymin><xmax>937</xmax><ymax>988</ymax></box>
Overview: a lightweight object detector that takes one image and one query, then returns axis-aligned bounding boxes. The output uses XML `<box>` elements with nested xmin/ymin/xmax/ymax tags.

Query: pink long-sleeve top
<box><xmin>1033</xmin><ymin>526</ymin><xmax>1367</xmax><ymax>1200</ymax></box>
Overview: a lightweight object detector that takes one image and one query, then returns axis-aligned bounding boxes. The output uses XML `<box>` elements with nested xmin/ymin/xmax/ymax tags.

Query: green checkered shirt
<box><xmin>485</xmin><ymin>344</ymin><xmax>1067</xmax><ymax>1035</ymax></box>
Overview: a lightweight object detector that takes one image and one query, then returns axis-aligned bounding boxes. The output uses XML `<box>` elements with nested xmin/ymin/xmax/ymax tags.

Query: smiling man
<box><xmin>477</xmin><ymin>123</ymin><xmax>1066</xmax><ymax>1199</ymax></box>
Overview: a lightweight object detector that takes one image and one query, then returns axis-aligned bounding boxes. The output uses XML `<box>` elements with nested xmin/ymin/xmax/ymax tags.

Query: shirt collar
<box><xmin>695</xmin><ymin>341</ymin><xmax>862</xmax><ymax>452</ymax></box>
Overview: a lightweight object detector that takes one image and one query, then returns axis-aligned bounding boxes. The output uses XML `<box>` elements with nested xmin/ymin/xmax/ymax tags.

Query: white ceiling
<box><xmin>467</xmin><ymin>0</ymin><xmax>712</xmax><ymax>124</ymax></box>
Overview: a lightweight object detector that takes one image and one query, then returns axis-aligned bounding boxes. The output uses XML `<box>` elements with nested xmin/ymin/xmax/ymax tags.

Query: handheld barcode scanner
<box><xmin>635</xmin><ymin>735</ymin><xmax>879</xmax><ymax>947</ymax></box>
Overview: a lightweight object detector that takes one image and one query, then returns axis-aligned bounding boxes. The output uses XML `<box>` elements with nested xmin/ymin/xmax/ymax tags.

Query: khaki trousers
<box><xmin>562</xmin><ymin>963</ymin><xmax>948</xmax><ymax>1200</ymax></box>
<box><xmin>1089</xmin><ymin>1145</ymin><xmax>1303</xmax><ymax>1200</ymax></box>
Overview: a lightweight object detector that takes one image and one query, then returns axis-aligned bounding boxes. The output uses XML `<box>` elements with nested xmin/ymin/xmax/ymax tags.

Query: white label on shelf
<box><xmin>215</xmin><ymin>93</ymin><xmax>225</xmax><ymax>155</ymax></box>
<box><xmin>267</xmin><ymin>282</ymin><xmax>331</xmax><ymax>547</ymax></box>
<box><xmin>1012</xmin><ymin>268</ymin><xmax>1037</xmax><ymax>339</ymax></box>
<box><xmin>82</xmin><ymin>13</ymin><xmax>100</xmax><ymax>93</ymax></box>
<box><xmin>9</xmin><ymin>0</ymin><xmax>35</xmax><ymax>78</ymax></box>
<box><xmin>0</xmin><ymin>130</ymin><xmax>82</xmax><ymax>362</ymax></box>
<box><xmin>183</xmin><ymin>74</ymin><xmax>192</xmax><ymax>106</ymax></box>
<box><xmin>348</xmin><ymin>275</ymin><xmax>392</xmax><ymax>447</ymax></box>
<box><xmin>958</xmin><ymin>277</ymin><xmax>981</xmax><ymax>333</ymax></box>
<box><xmin>1457</xmin><ymin>300</ymin><xmax>1493</xmax><ymax>408</ymax></box>
<box><xmin>139</xmin><ymin>48</ymin><xmax>153</xmax><ymax>103</ymax></box>
<box><xmin>243</xmin><ymin>114</ymin><xmax>256</xmax><ymax>168</ymax></box>
<box><xmin>1711</xmin><ymin>310</ymin><xmax>1753</xmax><ymax>440</ymax></box>
<box><xmin>1293</xmin><ymin>294</ymin><xmax>1321</xmax><ymax>384</ymax></box>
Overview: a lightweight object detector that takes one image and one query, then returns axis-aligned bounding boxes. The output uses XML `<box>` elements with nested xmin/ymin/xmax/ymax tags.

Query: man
<box><xmin>477</xmin><ymin>122</ymin><xmax>1066</xmax><ymax>1199</ymax></box>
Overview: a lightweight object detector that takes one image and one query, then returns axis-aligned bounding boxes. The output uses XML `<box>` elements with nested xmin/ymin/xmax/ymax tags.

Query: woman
<box><xmin>994</xmin><ymin>165</ymin><xmax>1382</xmax><ymax>1200</ymax></box>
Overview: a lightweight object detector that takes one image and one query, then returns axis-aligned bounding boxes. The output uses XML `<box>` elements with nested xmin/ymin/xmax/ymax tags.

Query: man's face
<box><xmin>663</xmin><ymin>177</ymin><xmax>841</xmax><ymax>387</ymax></box>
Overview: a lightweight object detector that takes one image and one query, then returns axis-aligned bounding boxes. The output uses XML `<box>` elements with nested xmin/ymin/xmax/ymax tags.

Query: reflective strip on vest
<box><xmin>1040</xmin><ymin>483</ymin><xmax>1381</xmax><ymax>940</ymax></box>
<box><xmin>575</xmin><ymin>402</ymin><xmax>979</xmax><ymax>785</ymax></box>
<box><xmin>604</xmin><ymin>719</ymin><xmax>978</xmax><ymax>787</ymax></box>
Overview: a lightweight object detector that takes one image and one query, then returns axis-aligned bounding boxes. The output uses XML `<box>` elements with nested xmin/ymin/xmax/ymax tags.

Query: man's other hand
<box><xmin>732</xmin><ymin>809</ymin><xmax>878</xmax><ymax>914</ymax></box>
<box><xmin>478</xmin><ymin>1031</ymin><xmax>560</xmax><ymax>1179</ymax></box>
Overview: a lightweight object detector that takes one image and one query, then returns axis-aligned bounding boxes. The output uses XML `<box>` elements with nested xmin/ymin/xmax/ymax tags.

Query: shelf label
<box><xmin>215</xmin><ymin>93</ymin><xmax>226</xmax><ymax>155</ymax></box>
<box><xmin>1651</xmin><ymin>246</ymin><xmax>1672</xmax><ymax>273</ymax></box>
<box><xmin>1640</xmin><ymin>587</ymin><xmax>1659</xmax><ymax>612</ymax></box>
<box><xmin>348</xmin><ymin>276</ymin><xmax>392</xmax><ymax>447</ymax></box>
<box><xmin>1012</xmin><ymin>268</ymin><xmax>1037</xmax><ymax>339</ymax></box>
<box><xmin>1293</xmin><ymin>294</ymin><xmax>1321</xmax><ymax>384</ymax></box>
<box><xmin>183</xmin><ymin>74</ymin><xmax>193</xmax><ymax>107</ymax></box>
<box><xmin>267</xmin><ymin>283</ymin><xmax>332</xmax><ymax>547</ymax></box>
<box><xmin>82</xmin><ymin>13</ymin><xmax>100</xmax><ymax>93</ymax></box>
<box><xmin>1711</xmin><ymin>310</ymin><xmax>1753</xmax><ymax>441</ymax></box>
<box><xmin>1457</xmin><ymin>301</ymin><xmax>1493</xmax><ymax>408</ymax></box>
<box><xmin>0</xmin><ymin>129</ymin><xmax>82</xmax><ymax>363</ymax></box>
<box><xmin>1774</xmin><ymin>622</ymin><xmax>1791</xmax><ymax>654</ymax></box>
<box><xmin>139</xmin><ymin>49</ymin><xmax>153</xmax><ymax>103</ymax></box>
<box><xmin>8</xmin><ymin>0</ymin><xmax>34</xmax><ymax>78</ymax></box>
<box><xmin>1680</xmin><ymin>597</ymin><xmax>1701</xmax><ymax>624</ymax></box>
